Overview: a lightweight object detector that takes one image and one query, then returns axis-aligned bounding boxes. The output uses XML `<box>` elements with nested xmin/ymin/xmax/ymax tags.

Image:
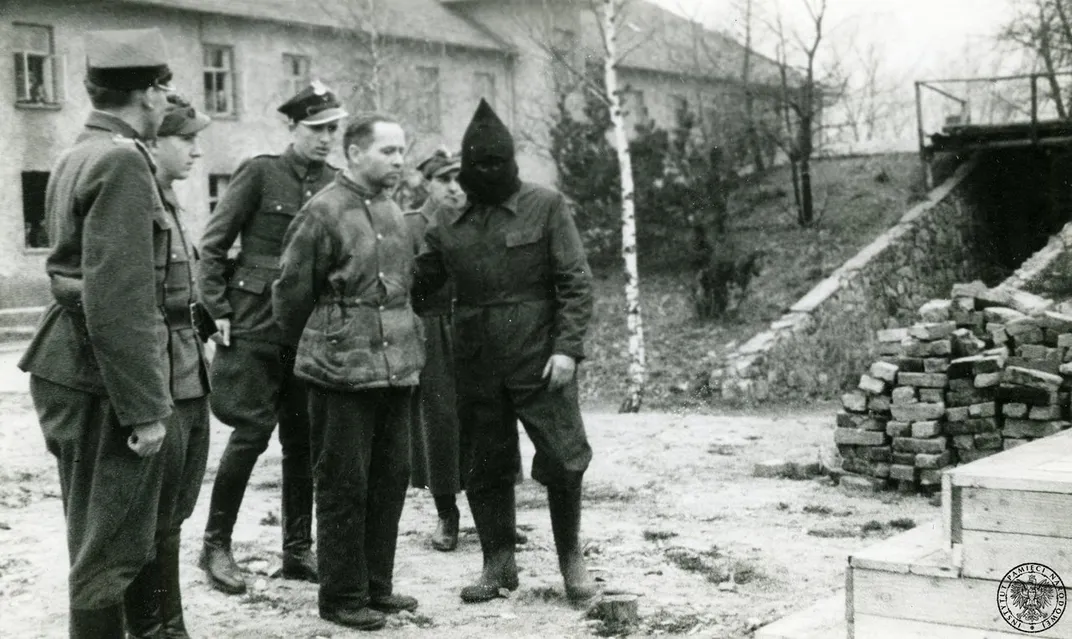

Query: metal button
<box><xmin>376</xmin><ymin>233</ymin><xmax>383</xmax><ymax>240</ymax></box>
<box><xmin>382</xmin><ymin>340</ymin><xmax>389</xmax><ymax>348</ymax></box>
<box><xmin>238</xmin><ymin>280</ymin><xmax>245</xmax><ymax>286</ymax></box>
<box><xmin>378</xmin><ymin>272</ymin><xmax>385</xmax><ymax>278</ymax></box>
<box><xmin>171</xmin><ymin>253</ymin><xmax>177</xmax><ymax>259</ymax></box>
<box><xmin>365</xmin><ymin>200</ymin><xmax>371</xmax><ymax>206</ymax></box>
<box><xmin>379</xmin><ymin>305</ymin><xmax>385</xmax><ymax>311</ymax></box>
<box><xmin>275</xmin><ymin>204</ymin><xmax>282</xmax><ymax>211</ymax></box>
<box><xmin>305</xmin><ymin>191</ymin><xmax>312</xmax><ymax>197</ymax></box>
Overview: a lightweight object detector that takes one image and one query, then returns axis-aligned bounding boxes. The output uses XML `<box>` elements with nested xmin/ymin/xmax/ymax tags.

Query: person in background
<box><xmin>274</xmin><ymin>113</ymin><xmax>423</xmax><ymax>631</ymax></box>
<box><xmin>196</xmin><ymin>81</ymin><xmax>346</xmax><ymax>595</ymax></box>
<box><xmin>17</xmin><ymin>28</ymin><xmax>177</xmax><ymax>638</ymax></box>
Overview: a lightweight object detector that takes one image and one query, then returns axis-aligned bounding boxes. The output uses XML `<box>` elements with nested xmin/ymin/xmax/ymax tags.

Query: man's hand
<box><xmin>212</xmin><ymin>318</ymin><xmax>231</xmax><ymax>347</ymax></box>
<box><xmin>128</xmin><ymin>421</ymin><xmax>167</xmax><ymax>457</ymax></box>
<box><xmin>542</xmin><ymin>354</ymin><xmax>576</xmax><ymax>391</ymax></box>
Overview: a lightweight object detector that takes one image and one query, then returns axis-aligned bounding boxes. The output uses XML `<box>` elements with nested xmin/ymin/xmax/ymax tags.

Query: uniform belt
<box><xmin>456</xmin><ymin>295</ymin><xmax>553</xmax><ymax>307</ymax></box>
<box><xmin>236</xmin><ymin>254</ymin><xmax>281</xmax><ymax>269</ymax></box>
<box><xmin>164</xmin><ymin>304</ymin><xmax>195</xmax><ymax>328</ymax></box>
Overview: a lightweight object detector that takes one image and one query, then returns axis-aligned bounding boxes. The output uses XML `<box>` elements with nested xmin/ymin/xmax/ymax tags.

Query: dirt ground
<box><xmin>0</xmin><ymin>382</ymin><xmax>942</xmax><ymax>639</ymax></box>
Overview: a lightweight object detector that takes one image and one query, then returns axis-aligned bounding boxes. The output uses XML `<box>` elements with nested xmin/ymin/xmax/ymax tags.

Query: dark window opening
<box><xmin>22</xmin><ymin>171</ymin><xmax>50</xmax><ymax>248</ymax></box>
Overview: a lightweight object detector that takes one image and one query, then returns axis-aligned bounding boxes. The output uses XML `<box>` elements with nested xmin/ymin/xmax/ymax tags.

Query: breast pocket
<box><xmin>152</xmin><ymin>209</ymin><xmax>172</xmax><ymax>307</ymax></box>
<box><xmin>503</xmin><ymin>228</ymin><xmax>547</xmax><ymax>285</ymax></box>
<box><xmin>258</xmin><ymin>197</ymin><xmax>302</xmax><ymax>242</ymax></box>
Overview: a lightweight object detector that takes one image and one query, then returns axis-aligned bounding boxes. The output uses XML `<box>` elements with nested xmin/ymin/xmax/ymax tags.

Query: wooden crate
<box><xmin>753</xmin><ymin>593</ymin><xmax>847</xmax><ymax>639</ymax></box>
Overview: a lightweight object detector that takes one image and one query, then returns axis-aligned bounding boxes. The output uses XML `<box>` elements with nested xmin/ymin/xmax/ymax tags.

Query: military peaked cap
<box><xmin>85</xmin><ymin>28</ymin><xmax>173</xmax><ymax>92</ymax></box>
<box><xmin>278</xmin><ymin>80</ymin><xmax>348</xmax><ymax>125</ymax></box>
<box><xmin>417</xmin><ymin>147</ymin><xmax>461</xmax><ymax>180</ymax></box>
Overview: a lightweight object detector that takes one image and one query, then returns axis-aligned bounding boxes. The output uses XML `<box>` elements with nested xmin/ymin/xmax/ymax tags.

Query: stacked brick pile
<box><xmin>834</xmin><ymin>282</ymin><xmax>1072</xmax><ymax>494</ymax></box>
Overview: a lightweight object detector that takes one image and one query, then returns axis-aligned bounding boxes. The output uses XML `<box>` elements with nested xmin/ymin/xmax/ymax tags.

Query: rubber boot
<box><xmin>460</xmin><ymin>486</ymin><xmax>519</xmax><ymax>603</ymax></box>
<box><xmin>158</xmin><ymin>531</ymin><xmax>191</xmax><ymax>639</ymax></box>
<box><xmin>548</xmin><ymin>485</ymin><xmax>599</xmax><ymax>606</ymax></box>
<box><xmin>280</xmin><ymin>471</ymin><xmax>318</xmax><ymax>582</ymax></box>
<box><xmin>200</xmin><ymin>449</ymin><xmax>253</xmax><ymax>595</ymax></box>
<box><xmin>70</xmin><ymin>605</ymin><xmax>124</xmax><ymax>639</ymax></box>
<box><xmin>123</xmin><ymin>558</ymin><xmax>163</xmax><ymax>638</ymax></box>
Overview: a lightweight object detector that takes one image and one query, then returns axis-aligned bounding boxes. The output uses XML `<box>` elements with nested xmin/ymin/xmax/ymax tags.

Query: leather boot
<box><xmin>123</xmin><ymin>558</ymin><xmax>163</xmax><ymax>638</ymax></box>
<box><xmin>200</xmin><ymin>450</ymin><xmax>252</xmax><ymax>595</ymax></box>
<box><xmin>548</xmin><ymin>485</ymin><xmax>599</xmax><ymax>605</ymax></box>
<box><xmin>70</xmin><ymin>605</ymin><xmax>124</xmax><ymax>639</ymax></box>
<box><xmin>460</xmin><ymin>486</ymin><xmax>519</xmax><ymax>603</ymax></box>
<box><xmin>158</xmin><ymin>531</ymin><xmax>191</xmax><ymax>639</ymax></box>
<box><xmin>280</xmin><ymin>473</ymin><xmax>318</xmax><ymax>582</ymax></box>
<box><xmin>432</xmin><ymin>510</ymin><xmax>460</xmax><ymax>552</ymax></box>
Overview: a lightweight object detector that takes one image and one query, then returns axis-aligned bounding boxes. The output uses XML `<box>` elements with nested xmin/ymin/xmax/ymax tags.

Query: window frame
<box><xmin>208</xmin><ymin>173</ymin><xmax>231</xmax><ymax>213</ymax></box>
<box><xmin>13</xmin><ymin>23</ymin><xmax>65</xmax><ymax>109</ymax></box>
<box><xmin>21</xmin><ymin>170</ymin><xmax>51</xmax><ymax>251</ymax></box>
<box><xmin>202</xmin><ymin>44</ymin><xmax>237</xmax><ymax>117</ymax></box>
<box><xmin>281</xmin><ymin>52</ymin><xmax>311</xmax><ymax>99</ymax></box>
<box><xmin>415</xmin><ymin>66</ymin><xmax>442</xmax><ymax>133</ymax></box>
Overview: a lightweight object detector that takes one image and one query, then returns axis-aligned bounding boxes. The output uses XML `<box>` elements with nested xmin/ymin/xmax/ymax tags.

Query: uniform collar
<box><xmin>86</xmin><ymin>110</ymin><xmax>142</xmax><ymax>139</ymax></box>
<box><xmin>283</xmin><ymin>144</ymin><xmax>324</xmax><ymax>178</ymax></box>
<box><xmin>156</xmin><ymin>180</ymin><xmax>180</xmax><ymax>211</ymax></box>
<box><xmin>450</xmin><ymin>187</ymin><xmax>520</xmax><ymax>225</ymax></box>
<box><xmin>338</xmin><ymin>170</ymin><xmax>388</xmax><ymax>201</ymax></box>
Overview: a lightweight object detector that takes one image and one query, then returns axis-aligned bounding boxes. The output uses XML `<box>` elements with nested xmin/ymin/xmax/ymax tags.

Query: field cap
<box><xmin>85</xmin><ymin>28</ymin><xmax>173</xmax><ymax>91</ymax></box>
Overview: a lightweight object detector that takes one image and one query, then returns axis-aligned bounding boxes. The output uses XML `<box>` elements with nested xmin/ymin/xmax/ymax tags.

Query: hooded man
<box><xmin>415</xmin><ymin>99</ymin><xmax>598</xmax><ymax>605</ymax></box>
<box><xmin>196</xmin><ymin>81</ymin><xmax>346</xmax><ymax>595</ymax></box>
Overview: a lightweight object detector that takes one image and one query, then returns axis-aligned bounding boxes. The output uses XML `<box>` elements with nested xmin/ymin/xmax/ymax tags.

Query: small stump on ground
<box><xmin>588</xmin><ymin>594</ymin><xmax>640</xmax><ymax>630</ymax></box>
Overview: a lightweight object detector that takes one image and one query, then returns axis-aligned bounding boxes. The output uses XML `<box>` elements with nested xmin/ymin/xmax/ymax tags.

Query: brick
<box><xmin>946</xmin><ymin>418</ymin><xmax>999</xmax><ymax>435</ymax></box>
<box><xmin>951</xmin><ymin>281</ymin><xmax>988</xmax><ymax>299</ymax></box>
<box><xmin>973</xmin><ymin>358</ymin><xmax>1003</xmax><ymax>375</ymax></box>
<box><xmin>1017</xmin><ymin>344</ymin><xmax>1055</xmax><ymax>360</ymax></box>
<box><xmin>892</xmin><ymin>452</ymin><xmax>917</xmax><ymax>465</ymax></box>
<box><xmin>974</xmin><ymin>432</ymin><xmax>1003</xmax><ymax>450</ymax></box>
<box><xmin>1011</xmin><ymin>326</ymin><xmax>1045</xmax><ymax>344</ymax></box>
<box><xmin>885</xmin><ymin>421</ymin><xmax>911</xmax><ymax>437</ymax></box>
<box><xmin>889</xmin><ymin>464</ymin><xmax>918</xmax><ymax>482</ymax></box>
<box><xmin>891</xmin><ymin>386</ymin><xmax>918</xmax><ymax>404</ymax></box>
<box><xmin>836</xmin><ymin>411</ymin><xmax>862</xmax><ymax>429</ymax></box>
<box><xmin>905</xmin><ymin>339</ymin><xmax>952</xmax><ymax>358</ymax></box>
<box><xmin>876</xmin><ymin>341</ymin><xmax>905</xmax><ymax>356</ymax></box>
<box><xmin>839</xmin><ymin>474</ymin><xmax>888</xmax><ymax>495</ymax></box>
<box><xmin>1006</xmin><ymin>357</ymin><xmax>1060</xmax><ymax>376</ymax></box>
<box><xmin>919</xmin><ymin>469</ymin><xmax>944</xmax><ymax>485</ymax></box>
<box><xmin>949</xmin><ymin>378</ymin><xmax>974</xmax><ymax>392</ymax></box>
<box><xmin>842</xmin><ymin>457</ymin><xmax>875</xmax><ymax>476</ymax></box>
<box><xmin>968</xmin><ymin>402</ymin><xmax>997</xmax><ymax>418</ymax></box>
<box><xmin>1059</xmin><ymin>333</ymin><xmax>1072</xmax><ymax>349</ymax></box>
<box><xmin>1029</xmin><ymin>404</ymin><xmax>1065</xmax><ymax>420</ymax></box>
<box><xmin>858</xmin><ymin>374</ymin><xmax>887</xmax><ymax>395</ymax></box>
<box><xmin>867</xmin><ymin>394</ymin><xmax>892</xmax><ymax>414</ymax></box>
<box><xmin>876</xmin><ymin>327</ymin><xmax>910</xmax><ymax>343</ymax></box>
<box><xmin>1060</xmin><ymin>362</ymin><xmax>1072</xmax><ymax>376</ymax></box>
<box><xmin>995</xmin><ymin>384</ymin><xmax>1054</xmax><ymax>406</ymax></box>
<box><xmin>947</xmin><ymin>387</ymin><xmax>996</xmax><ymax>407</ymax></box>
<box><xmin>869</xmin><ymin>361</ymin><xmax>899</xmax><ymax>382</ymax></box>
<box><xmin>946</xmin><ymin>406</ymin><xmax>970</xmax><ymax>422</ymax></box>
<box><xmin>909</xmin><ymin>321</ymin><xmax>957</xmax><ymax>341</ymax></box>
<box><xmin>948</xmin><ymin>356</ymin><xmax>983</xmax><ymax>378</ymax></box>
<box><xmin>897</xmin><ymin>373</ymin><xmax>948</xmax><ymax>388</ymax></box>
<box><xmin>893</xmin><ymin>437</ymin><xmax>948</xmax><ymax>454</ymax></box>
<box><xmin>864</xmin><ymin>446</ymin><xmax>893</xmax><ymax>462</ymax></box>
<box><xmin>988</xmin><ymin>324</ymin><xmax>1009</xmax><ymax>344</ymax></box>
<box><xmin>984</xmin><ymin>307</ymin><xmax>1027</xmax><ymax>323</ymax></box>
<box><xmin>753</xmin><ymin>460</ymin><xmax>791</xmax><ymax>478</ymax></box>
<box><xmin>919</xmin><ymin>389</ymin><xmax>944</xmax><ymax>403</ymax></box>
<box><xmin>952</xmin><ymin>434</ymin><xmax>975</xmax><ymax>449</ymax></box>
<box><xmin>1040</xmin><ymin>311</ymin><xmax>1072</xmax><ymax>334</ymax></box>
<box><xmin>960</xmin><ymin>449</ymin><xmax>998</xmax><ymax>463</ymax></box>
<box><xmin>894</xmin><ymin>357</ymin><xmax>926</xmax><ymax>372</ymax></box>
<box><xmin>952</xmin><ymin>329</ymin><xmax>987</xmax><ymax>357</ymax></box>
<box><xmin>858</xmin><ymin>417</ymin><xmax>888</xmax><ymax>431</ymax></box>
<box><xmin>1002</xmin><ymin>403</ymin><xmax>1029</xmax><ymax>418</ymax></box>
<box><xmin>1002</xmin><ymin>419</ymin><xmax>1069</xmax><ymax>438</ymax></box>
<box><xmin>923</xmin><ymin>359</ymin><xmax>950</xmax><ymax>374</ymax></box>
<box><xmin>837</xmin><ymin>444</ymin><xmax>858</xmax><ymax>458</ymax></box>
<box><xmin>891</xmin><ymin>402</ymin><xmax>946</xmax><ymax>422</ymax></box>
<box><xmin>870</xmin><ymin>462</ymin><xmax>891</xmax><ymax>479</ymax></box>
<box><xmin>915</xmin><ymin>450</ymin><xmax>952</xmax><ymax>469</ymax></box>
<box><xmin>918</xmin><ymin>300</ymin><xmax>953</xmax><ymax>322</ymax></box>
<box><xmin>1003</xmin><ymin>439</ymin><xmax>1029</xmax><ymax>451</ymax></box>
<box><xmin>974</xmin><ymin>372</ymin><xmax>1002</xmax><ymax>388</ymax></box>
<box><xmin>911</xmin><ymin>420</ymin><xmax>943</xmax><ymax>438</ymax></box>
<box><xmin>1003</xmin><ymin>366</ymin><xmax>1063</xmax><ymax>391</ymax></box>
<box><xmin>842</xmin><ymin>391</ymin><xmax>868</xmax><ymax>413</ymax></box>
<box><xmin>834</xmin><ymin>429</ymin><xmax>888</xmax><ymax>446</ymax></box>
<box><xmin>1044</xmin><ymin>328</ymin><xmax>1062</xmax><ymax>347</ymax></box>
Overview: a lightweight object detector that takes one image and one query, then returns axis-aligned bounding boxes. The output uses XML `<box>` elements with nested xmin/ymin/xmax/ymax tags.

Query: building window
<box><xmin>13</xmin><ymin>24</ymin><xmax>64</xmax><ymax>106</ymax></box>
<box><xmin>473</xmin><ymin>72</ymin><xmax>497</xmax><ymax>110</ymax></box>
<box><xmin>22</xmin><ymin>171</ymin><xmax>50</xmax><ymax>249</ymax></box>
<box><xmin>550</xmin><ymin>27</ymin><xmax>577</xmax><ymax>92</ymax></box>
<box><xmin>623</xmin><ymin>89</ymin><xmax>649</xmax><ymax>133</ymax></box>
<box><xmin>203</xmin><ymin>45</ymin><xmax>236</xmax><ymax>116</ymax></box>
<box><xmin>415</xmin><ymin>66</ymin><xmax>441</xmax><ymax>132</ymax></box>
<box><xmin>669</xmin><ymin>94</ymin><xmax>688</xmax><ymax>126</ymax></box>
<box><xmin>282</xmin><ymin>53</ymin><xmax>310</xmax><ymax>98</ymax></box>
<box><xmin>208</xmin><ymin>174</ymin><xmax>230</xmax><ymax>212</ymax></box>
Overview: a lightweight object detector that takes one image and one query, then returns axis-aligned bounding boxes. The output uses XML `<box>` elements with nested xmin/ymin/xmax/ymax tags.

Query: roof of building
<box><xmin>113</xmin><ymin>0</ymin><xmax>512</xmax><ymax>53</ymax></box>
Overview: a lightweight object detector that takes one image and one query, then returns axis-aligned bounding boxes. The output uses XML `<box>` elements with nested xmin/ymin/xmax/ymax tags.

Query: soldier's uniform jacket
<box><xmin>197</xmin><ymin>145</ymin><xmax>337</xmax><ymax>345</ymax></box>
<box><xmin>416</xmin><ymin>181</ymin><xmax>593</xmax><ymax>378</ymax></box>
<box><xmin>404</xmin><ymin>199</ymin><xmax>453</xmax><ymax>317</ymax></box>
<box><xmin>18</xmin><ymin>112</ymin><xmax>173</xmax><ymax>426</ymax></box>
<box><xmin>273</xmin><ymin>172</ymin><xmax>425</xmax><ymax>390</ymax></box>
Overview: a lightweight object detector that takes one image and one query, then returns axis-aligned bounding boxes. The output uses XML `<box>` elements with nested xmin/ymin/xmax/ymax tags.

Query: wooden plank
<box><xmin>962</xmin><ymin>488</ymin><xmax>1072</xmax><ymax>538</ymax></box>
<box><xmin>854</xmin><ymin>614</ymin><xmax>1046</xmax><ymax>638</ymax></box>
<box><xmin>754</xmin><ymin>593</ymin><xmax>848</xmax><ymax>639</ymax></box>
<box><xmin>961</xmin><ymin>529</ymin><xmax>1072</xmax><ymax>581</ymax></box>
<box><xmin>948</xmin><ymin>430</ymin><xmax>1072</xmax><ymax>493</ymax></box>
<box><xmin>852</xmin><ymin>568</ymin><xmax>1072</xmax><ymax>637</ymax></box>
<box><xmin>943</xmin><ymin>473</ymin><xmax>955</xmax><ymax>547</ymax></box>
<box><xmin>849</xmin><ymin>520</ymin><xmax>948</xmax><ymax>574</ymax></box>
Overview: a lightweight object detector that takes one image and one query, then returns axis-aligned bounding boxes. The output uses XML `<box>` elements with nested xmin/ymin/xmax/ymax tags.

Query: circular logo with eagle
<box><xmin>997</xmin><ymin>563</ymin><xmax>1066</xmax><ymax>633</ymax></box>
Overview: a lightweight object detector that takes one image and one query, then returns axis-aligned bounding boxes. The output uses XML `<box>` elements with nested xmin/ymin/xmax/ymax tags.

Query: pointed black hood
<box><xmin>458</xmin><ymin>99</ymin><xmax>521</xmax><ymax>206</ymax></box>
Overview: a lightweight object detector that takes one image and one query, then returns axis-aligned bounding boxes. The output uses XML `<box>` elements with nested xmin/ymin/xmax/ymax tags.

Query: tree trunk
<box><xmin>741</xmin><ymin>0</ymin><xmax>765</xmax><ymax>173</ymax></box>
<box><xmin>601</xmin><ymin>0</ymin><xmax>646</xmax><ymax>413</ymax></box>
<box><xmin>799</xmin><ymin>156</ymin><xmax>814</xmax><ymax>226</ymax></box>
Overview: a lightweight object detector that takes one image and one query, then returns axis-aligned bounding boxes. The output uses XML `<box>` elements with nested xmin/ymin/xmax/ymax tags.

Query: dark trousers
<box><xmin>158</xmin><ymin>397</ymin><xmax>210</xmax><ymax>533</ymax></box>
<box><xmin>29</xmin><ymin>375</ymin><xmax>166</xmax><ymax>611</ymax></box>
<box><xmin>206</xmin><ymin>338</ymin><xmax>312</xmax><ymax>551</ymax></box>
<box><xmin>307</xmin><ymin>384</ymin><xmax>413</xmax><ymax>612</ymax></box>
<box><xmin>458</xmin><ymin>370</ymin><xmax>592</xmax><ymax>494</ymax></box>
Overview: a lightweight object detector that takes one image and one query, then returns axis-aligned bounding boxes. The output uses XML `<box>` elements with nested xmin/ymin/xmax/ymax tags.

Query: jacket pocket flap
<box><xmin>505</xmin><ymin>228</ymin><xmax>543</xmax><ymax>247</ymax></box>
<box><xmin>262</xmin><ymin>198</ymin><xmax>298</xmax><ymax>216</ymax></box>
<box><xmin>227</xmin><ymin>275</ymin><xmax>267</xmax><ymax>295</ymax></box>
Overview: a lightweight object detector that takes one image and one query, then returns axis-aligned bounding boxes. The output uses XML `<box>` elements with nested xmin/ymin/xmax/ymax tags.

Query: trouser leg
<box><xmin>365</xmin><ymin>388</ymin><xmax>412</xmax><ymax>599</ymax></box>
<box><xmin>277</xmin><ymin>353</ymin><xmax>315</xmax><ymax>575</ymax></box>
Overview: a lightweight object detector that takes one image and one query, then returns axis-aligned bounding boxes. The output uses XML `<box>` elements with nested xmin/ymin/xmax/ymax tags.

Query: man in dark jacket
<box><xmin>196</xmin><ymin>82</ymin><xmax>346</xmax><ymax>594</ymax></box>
<box><xmin>17</xmin><ymin>28</ymin><xmax>177</xmax><ymax>639</ymax></box>
<box><xmin>415</xmin><ymin>100</ymin><xmax>598</xmax><ymax>606</ymax></box>
<box><xmin>274</xmin><ymin>113</ymin><xmax>423</xmax><ymax>631</ymax></box>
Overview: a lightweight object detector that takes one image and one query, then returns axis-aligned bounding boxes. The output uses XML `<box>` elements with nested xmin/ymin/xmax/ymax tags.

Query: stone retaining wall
<box><xmin>714</xmin><ymin>158</ymin><xmax>989</xmax><ymax>402</ymax></box>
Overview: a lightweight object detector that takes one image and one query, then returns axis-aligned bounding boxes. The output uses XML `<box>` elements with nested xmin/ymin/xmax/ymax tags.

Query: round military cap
<box><xmin>278</xmin><ymin>80</ymin><xmax>348</xmax><ymax>125</ymax></box>
<box><xmin>157</xmin><ymin>102</ymin><xmax>212</xmax><ymax>137</ymax></box>
<box><xmin>417</xmin><ymin>147</ymin><xmax>461</xmax><ymax>180</ymax></box>
<box><xmin>85</xmin><ymin>28</ymin><xmax>173</xmax><ymax>92</ymax></box>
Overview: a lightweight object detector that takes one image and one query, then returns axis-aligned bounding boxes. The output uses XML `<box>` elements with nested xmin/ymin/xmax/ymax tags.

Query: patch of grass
<box><xmin>861</xmin><ymin>520</ymin><xmax>886</xmax><ymax>534</ymax></box>
<box><xmin>643</xmin><ymin>529</ymin><xmax>678</xmax><ymax>542</ymax></box>
<box><xmin>707</xmin><ymin>444</ymin><xmax>739</xmax><ymax>456</ymax></box>
<box><xmin>259</xmin><ymin>511</ymin><xmax>280</xmax><ymax>526</ymax></box>
<box><xmin>802</xmin><ymin>504</ymin><xmax>833</xmax><ymax>515</ymax></box>
<box><xmin>888</xmin><ymin>517</ymin><xmax>917</xmax><ymax>531</ymax></box>
<box><xmin>583</xmin><ymin>482</ymin><xmax>639</xmax><ymax>504</ymax></box>
<box><xmin>807</xmin><ymin>525</ymin><xmax>860</xmax><ymax>539</ymax></box>
<box><xmin>516</xmin><ymin>586</ymin><xmax>563</xmax><ymax>604</ymax></box>
<box><xmin>253</xmin><ymin>479</ymin><xmax>282</xmax><ymax>490</ymax></box>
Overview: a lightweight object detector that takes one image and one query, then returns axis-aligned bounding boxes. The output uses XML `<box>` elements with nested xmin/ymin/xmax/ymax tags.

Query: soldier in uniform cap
<box><xmin>415</xmin><ymin>99</ymin><xmax>599</xmax><ymax>606</ymax></box>
<box><xmin>196</xmin><ymin>81</ymin><xmax>346</xmax><ymax>594</ymax></box>
<box><xmin>18</xmin><ymin>28</ymin><xmax>179</xmax><ymax>638</ymax></box>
